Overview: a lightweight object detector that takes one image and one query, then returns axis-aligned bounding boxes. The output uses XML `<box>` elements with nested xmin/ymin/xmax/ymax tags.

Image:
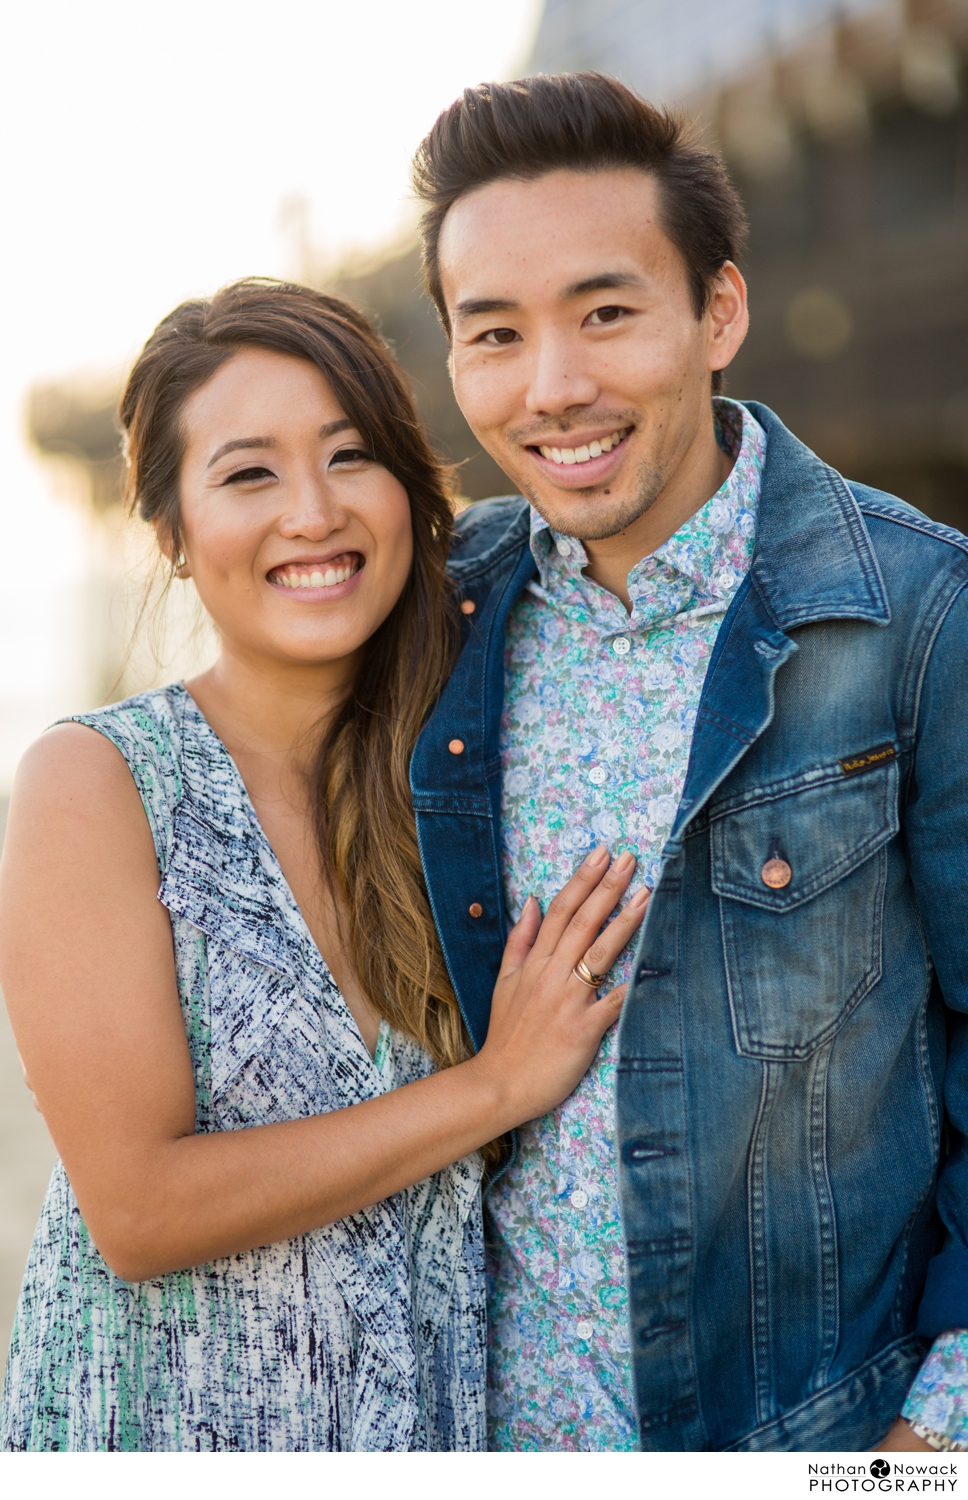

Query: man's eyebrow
<box><xmin>454</xmin><ymin>297</ymin><xmax>520</xmax><ymax>321</ymax></box>
<box><xmin>206</xmin><ymin>420</ymin><xmax>354</xmax><ymax>469</ymax></box>
<box><xmin>562</xmin><ymin>272</ymin><xmax>649</xmax><ymax>299</ymax></box>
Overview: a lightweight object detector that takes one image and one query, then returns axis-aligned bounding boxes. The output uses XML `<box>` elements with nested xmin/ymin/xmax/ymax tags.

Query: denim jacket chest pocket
<box><xmin>708</xmin><ymin>752</ymin><xmax>900</xmax><ymax>1060</ymax></box>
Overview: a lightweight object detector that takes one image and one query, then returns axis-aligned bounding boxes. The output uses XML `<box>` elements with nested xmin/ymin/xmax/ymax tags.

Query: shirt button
<box><xmin>570</xmin><ymin>1188</ymin><xmax>588</xmax><ymax>1209</ymax></box>
<box><xmin>576</xmin><ymin>1320</ymin><xmax>594</xmax><ymax>1340</ymax></box>
<box><xmin>448</xmin><ymin>739</ymin><xmax>465</xmax><ymax>755</ymax></box>
<box><xmin>555</xmin><ymin>538</ymin><xmax>572</xmax><ymax>558</ymax></box>
<box><xmin>588</xmin><ymin>766</ymin><xmax>607</xmax><ymax>786</ymax></box>
<box><xmin>612</xmin><ymin>636</ymin><xmax>631</xmax><ymax>655</ymax></box>
<box><xmin>468</xmin><ymin>902</ymin><xmax>483</xmax><ymax>918</ymax></box>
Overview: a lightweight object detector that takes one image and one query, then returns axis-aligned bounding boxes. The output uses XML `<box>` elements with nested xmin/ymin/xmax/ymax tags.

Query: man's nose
<box><xmin>524</xmin><ymin>332</ymin><xmax>599</xmax><ymax>416</ymax></box>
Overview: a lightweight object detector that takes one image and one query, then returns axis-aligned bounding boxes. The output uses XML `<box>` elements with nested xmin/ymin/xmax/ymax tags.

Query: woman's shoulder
<box><xmin>56</xmin><ymin>684</ymin><xmax>190</xmax><ymax>861</ymax></box>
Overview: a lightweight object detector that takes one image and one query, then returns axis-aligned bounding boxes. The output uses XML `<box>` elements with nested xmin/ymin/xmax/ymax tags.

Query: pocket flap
<box><xmin>710</xmin><ymin>752</ymin><xmax>899</xmax><ymax>912</ymax></box>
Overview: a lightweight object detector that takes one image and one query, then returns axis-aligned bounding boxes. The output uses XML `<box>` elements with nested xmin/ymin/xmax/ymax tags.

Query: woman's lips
<box><xmin>527</xmin><ymin>428</ymin><xmax>632</xmax><ymax>488</ymax></box>
<box><xmin>266</xmin><ymin>552</ymin><xmax>365</xmax><ymax>599</ymax></box>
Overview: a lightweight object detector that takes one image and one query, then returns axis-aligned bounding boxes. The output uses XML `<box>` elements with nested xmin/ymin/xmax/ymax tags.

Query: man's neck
<box><xmin>581</xmin><ymin>413</ymin><xmax>734</xmax><ymax>611</ymax></box>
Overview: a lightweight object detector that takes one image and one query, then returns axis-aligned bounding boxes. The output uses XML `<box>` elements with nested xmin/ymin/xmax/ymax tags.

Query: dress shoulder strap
<box><xmin>63</xmin><ymin>684</ymin><xmax>188</xmax><ymax>875</ymax></box>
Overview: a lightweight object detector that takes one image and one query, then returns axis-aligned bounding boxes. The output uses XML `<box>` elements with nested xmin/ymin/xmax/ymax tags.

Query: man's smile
<box><xmin>526</xmin><ymin>426</ymin><xmax>633</xmax><ymax>488</ymax></box>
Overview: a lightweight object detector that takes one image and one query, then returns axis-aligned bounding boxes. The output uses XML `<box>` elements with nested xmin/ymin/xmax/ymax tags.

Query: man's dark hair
<box><xmin>411</xmin><ymin>72</ymin><xmax>748</xmax><ymax>393</ymax></box>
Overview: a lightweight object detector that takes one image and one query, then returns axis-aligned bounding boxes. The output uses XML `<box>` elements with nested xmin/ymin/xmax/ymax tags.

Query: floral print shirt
<box><xmin>904</xmin><ymin>1333</ymin><xmax>968</xmax><ymax>1447</ymax></box>
<box><xmin>486</xmin><ymin>399</ymin><xmax>764</xmax><ymax>1451</ymax></box>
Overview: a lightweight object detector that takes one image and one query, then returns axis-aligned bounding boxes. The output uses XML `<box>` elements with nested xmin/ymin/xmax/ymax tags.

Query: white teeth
<box><xmin>275</xmin><ymin>558</ymin><xmax>360</xmax><ymax>589</ymax></box>
<box><xmin>537</xmin><ymin>428</ymin><xmax>628</xmax><ymax>465</ymax></box>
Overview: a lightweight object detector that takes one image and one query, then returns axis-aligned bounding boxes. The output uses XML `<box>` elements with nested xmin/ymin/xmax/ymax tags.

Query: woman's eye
<box><xmin>587</xmin><ymin>306</ymin><xmax>624</xmax><ymax>326</ymax></box>
<box><xmin>482</xmin><ymin>328</ymin><xmax>520</xmax><ymax>346</ymax></box>
<box><xmin>223</xmin><ymin>465</ymin><xmax>275</xmax><ymax>485</ymax></box>
<box><xmin>330</xmin><ymin>446</ymin><xmax>373</xmax><ymax>467</ymax></box>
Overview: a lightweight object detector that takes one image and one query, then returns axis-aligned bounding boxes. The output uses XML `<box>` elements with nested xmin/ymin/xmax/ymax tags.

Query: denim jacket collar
<box><xmin>742</xmin><ymin>402</ymin><xmax>890</xmax><ymax>629</ymax></box>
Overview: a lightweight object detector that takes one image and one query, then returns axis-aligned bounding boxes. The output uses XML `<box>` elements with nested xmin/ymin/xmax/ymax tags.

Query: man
<box><xmin>408</xmin><ymin>73</ymin><xmax>968</xmax><ymax>1451</ymax></box>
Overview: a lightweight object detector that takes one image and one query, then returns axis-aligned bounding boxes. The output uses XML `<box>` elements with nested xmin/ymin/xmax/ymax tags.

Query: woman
<box><xmin>0</xmin><ymin>280</ymin><xmax>645</xmax><ymax>1452</ymax></box>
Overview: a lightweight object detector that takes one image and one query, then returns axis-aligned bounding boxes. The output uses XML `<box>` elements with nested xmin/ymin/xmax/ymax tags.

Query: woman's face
<box><xmin>173</xmin><ymin>346</ymin><xmax>413</xmax><ymax>671</ymax></box>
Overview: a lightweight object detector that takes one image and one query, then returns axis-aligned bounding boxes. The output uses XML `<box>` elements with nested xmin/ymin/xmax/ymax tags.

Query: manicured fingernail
<box><xmin>630</xmin><ymin>885</ymin><xmax>651</xmax><ymax>908</ymax></box>
<box><xmin>587</xmin><ymin>846</ymin><xmax>609</xmax><ymax>866</ymax></box>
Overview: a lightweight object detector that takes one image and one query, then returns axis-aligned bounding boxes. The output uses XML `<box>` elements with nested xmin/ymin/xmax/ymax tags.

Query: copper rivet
<box><xmin>449</xmin><ymin>738</ymin><xmax>465</xmax><ymax>755</ymax></box>
<box><xmin>460</xmin><ymin>599</ymin><xmax>476</xmax><ymax>615</ymax></box>
<box><xmin>761</xmin><ymin>857</ymin><xmax>792</xmax><ymax>889</ymax></box>
<box><xmin>469</xmin><ymin>902</ymin><xmax>483</xmax><ymax>918</ymax></box>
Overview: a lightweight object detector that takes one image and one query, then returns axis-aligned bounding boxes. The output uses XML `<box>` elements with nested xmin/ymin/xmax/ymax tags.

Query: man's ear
<box><xmin>708</xmin><ymin>262</ymin><xmax>749</xmax><ymax>381</ymax></box>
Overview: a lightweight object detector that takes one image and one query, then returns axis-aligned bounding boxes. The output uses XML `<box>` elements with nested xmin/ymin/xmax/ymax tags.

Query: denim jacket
<box><xmin>410</xmin><ymin>403</ymin><xmax>968</xmax><ymax>1451</ymax></box>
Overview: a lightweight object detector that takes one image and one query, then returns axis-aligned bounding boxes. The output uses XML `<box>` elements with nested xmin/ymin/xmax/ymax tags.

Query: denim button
<box><xmin>468</xmin><ymin>903</ymin><xmax>483</xmax><ymax>918</ymax></box>
<box><xmin>448</xmin><ymin>739</ymin><xmax>465</xmax><ymax>755</ymax></box>
<box><xmin>761</xmin><ymin>857</ymin><xmax>792</xmax><ymax>889</ymax></box>
<box><xmin>460</xmin><ymin>599</ymin><xmax>476</xmax><ymax>615</ymax></box>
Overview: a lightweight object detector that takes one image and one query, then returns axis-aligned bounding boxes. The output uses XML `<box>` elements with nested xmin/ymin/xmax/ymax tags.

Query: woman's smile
<box><xmin>266</xmin><ymin>550</ymin><xmax>364</xmax><ymax>599</ymax></box>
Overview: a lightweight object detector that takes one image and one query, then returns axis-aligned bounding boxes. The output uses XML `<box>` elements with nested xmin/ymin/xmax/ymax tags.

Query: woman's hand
<box><xmin>474</xmin><ymin>847</ymin><xmax>647</xmax><ymax>1124</ymax></box>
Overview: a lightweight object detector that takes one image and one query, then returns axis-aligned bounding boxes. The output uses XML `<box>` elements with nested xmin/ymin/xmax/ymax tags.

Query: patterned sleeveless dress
<box><xmin>0</xmin><ymin>685</ymin><xmax>486</xmax><ymax>1452</ymax></box>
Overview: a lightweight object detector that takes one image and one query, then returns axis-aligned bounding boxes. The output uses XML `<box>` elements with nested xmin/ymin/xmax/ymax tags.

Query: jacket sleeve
<box><xmin>903</xmin><ymin>577</ymin><xmax>968</xmax><ymax>1336</ymax></box>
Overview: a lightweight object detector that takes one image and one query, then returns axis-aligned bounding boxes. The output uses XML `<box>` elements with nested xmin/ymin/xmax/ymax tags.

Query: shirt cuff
<box><xmin>903</xmin><ymin>1330</ymin><xmax>968</xmax><ymax>1447</ymax></box>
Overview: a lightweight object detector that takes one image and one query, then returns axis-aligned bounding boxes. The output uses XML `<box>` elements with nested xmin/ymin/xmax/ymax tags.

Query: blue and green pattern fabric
<box><xmin>0</xmin><ymin>685</ymin><xmax>486</xmax><ymax>1452</ymax></box>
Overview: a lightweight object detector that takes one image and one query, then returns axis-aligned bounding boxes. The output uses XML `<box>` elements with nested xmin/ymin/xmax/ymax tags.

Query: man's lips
<box><xmin>526</xmin><ymin>427</ymin><xmax>632</xmax><ymax>488</ymax></box>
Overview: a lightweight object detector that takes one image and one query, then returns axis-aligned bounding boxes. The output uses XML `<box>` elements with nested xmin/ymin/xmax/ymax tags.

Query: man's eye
<box><xmin>587</xmin><ymin>306</ymin><xmax>623</xmax><ymax>325</ymax></box>
<box><xmin>482</xmin><ymin>328</ymin><xmax>519</xmax><ymax>346</ymax></box>
<box><xmin>224</xmin><ymin>465</ymin><xmax>275</xmax><ymax>485</ymax></box>
<box><xmin>330</xmin><ymin>446</ymin><xmax>373</xmax><ymax>466</ymax></box>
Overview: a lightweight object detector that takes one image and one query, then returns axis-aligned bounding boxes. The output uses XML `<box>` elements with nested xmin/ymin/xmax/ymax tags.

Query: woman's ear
<box><xmin>154</xmin><ymin>521</ymin><xmax>190</xmax><ymax>578</ymax></box>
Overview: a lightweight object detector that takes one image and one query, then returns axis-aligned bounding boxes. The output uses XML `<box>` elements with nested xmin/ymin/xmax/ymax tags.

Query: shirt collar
<box><xmin>528</xmin><ymin>398</ymin><xmax>766</xmax><ymax>634</ymax></box>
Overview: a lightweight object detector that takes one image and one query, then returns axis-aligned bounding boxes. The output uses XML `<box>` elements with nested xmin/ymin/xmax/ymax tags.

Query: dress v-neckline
<box><xmin>176</xmin><ymin>682</ymin><xmax>383</xmax><ymax>1064</ymax></box>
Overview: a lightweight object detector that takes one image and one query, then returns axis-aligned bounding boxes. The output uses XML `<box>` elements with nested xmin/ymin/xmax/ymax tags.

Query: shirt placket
<box><xmin>555</xmin><ymin>624</ymin><xmax>637</xmax><ymax>1351</ymax></box>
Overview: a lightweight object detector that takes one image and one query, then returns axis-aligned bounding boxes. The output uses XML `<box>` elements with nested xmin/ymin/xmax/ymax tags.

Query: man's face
<box><xmin>439</xmin><ymin>168</ymin><xmax>747</xmax><ymax>540</ymax></box>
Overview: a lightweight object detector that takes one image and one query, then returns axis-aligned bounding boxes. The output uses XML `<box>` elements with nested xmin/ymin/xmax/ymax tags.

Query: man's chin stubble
<box><xmin>519</xmin><ymin>461</ymin><xmax>667</xmax><ymax>542</ymax></box>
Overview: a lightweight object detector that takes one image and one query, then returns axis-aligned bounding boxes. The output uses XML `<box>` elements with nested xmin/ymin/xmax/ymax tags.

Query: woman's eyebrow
<box><xmin>206</xmin><ymin>420</ymin><xmax>354</xmax><ymax>470</ymax></box>
<box><xmin>206</xmin><ymin>436</ymin><xmax>276</xmax><ymax>469</ymax></box>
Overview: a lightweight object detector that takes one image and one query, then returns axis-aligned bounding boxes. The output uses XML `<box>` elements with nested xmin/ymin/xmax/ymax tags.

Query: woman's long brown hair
<box><xmin>120</xmin><ymin>279</ymin><xmax>474</xmax><ymax>1077</ymax></box>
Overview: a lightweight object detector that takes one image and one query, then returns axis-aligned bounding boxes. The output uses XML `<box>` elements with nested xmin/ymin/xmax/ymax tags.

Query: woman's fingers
<box><xmin>551</xmin><ymin>851</ymin><xmax>639</xmax><ymax>970</ymax></box>
<box><xmin>578</xmin><ymin>885</ymin><xmax>651</xmax><ymax>981</ymax></box>
<box><xmin>581</xmin><ymin>981</ymin><xmax>628</xmax><ymax>1043</ymax></box>
<box><xmin>496</xmin><ymin>894</ymin><xmax>542</xmax><ymax>981</ymax></box>
<box><xmin>527</xmin><ymin>846</ymin><xmax>611</xmax><ymax>958</ymax></box>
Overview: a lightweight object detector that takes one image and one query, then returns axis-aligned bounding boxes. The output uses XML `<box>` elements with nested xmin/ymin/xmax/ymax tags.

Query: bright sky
<box><xmin>0</xmin><ymin>0</ymin><xmax>544</xmax><ymax>790</ymax></box>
